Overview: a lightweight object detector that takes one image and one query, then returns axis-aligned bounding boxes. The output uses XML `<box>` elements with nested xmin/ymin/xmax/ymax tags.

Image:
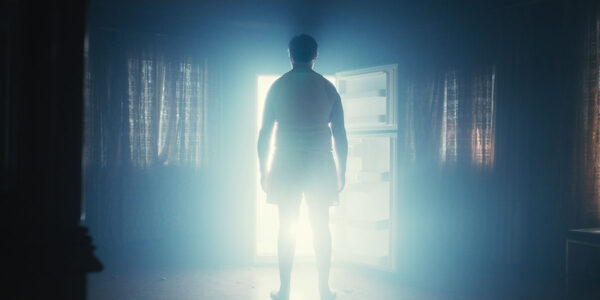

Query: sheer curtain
<box><xmin>574</xmin><ymin>7</ymin><xmax>600</xmax><ymax>227</ymax></box>
<box><xmin>83</xmin><ymin>30</ymin><xmax>214</xmax><ymax>244</ymax></box>
<box><xmin>471</xmin><ymin>68</ymin><xmax>496</xmax><ymax>168</ymax></box>
<box><xmin>440</xmin><ymin>70</ymin><xmax>460</xmax><ymax>164</ymax></box>
<box><xmin>127</xmin><ymin>55</ymin><xmax>208</xmax><ymax>168</ymax></box>
<box><xmin>405</xmin><ymin>68</ymin><xmax>496</xmax><ymax>168</ymax></box>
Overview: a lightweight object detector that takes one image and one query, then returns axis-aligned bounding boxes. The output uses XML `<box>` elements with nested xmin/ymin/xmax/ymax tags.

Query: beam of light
<box><xmin>256</xmin><ymin>75</ymin><xmax>282</xmax><ymax>258</ymax></box>
<box><xmin>255</xmin><ymin>74</ymin><xmax>336</xmax><ymax>259</ymax></box>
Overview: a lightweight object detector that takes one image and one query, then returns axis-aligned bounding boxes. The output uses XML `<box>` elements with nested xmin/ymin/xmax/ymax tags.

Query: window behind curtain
<box><xmin>83</xmin><ymin>39</ymin><xmax>209</xmax><ymax>169</ymax></box>
<box><xmin>439</xmin><ymin>68</ymin><xmax>496</xmax><ymax>168</ymax></box>
<box><xmin>471</xmin><ymin>69</ymin><xmax>496</xmax><ymax>168</ymax></box>
<box><xmin>404</xmin><ymin>68</ymin><xmax>496</xmax><ymax>168</ymax></box>
<box><xmin>157</xmin><ymin>61</ymin><xmax>206</xmax><ymax>167</ymax></box>
<box><xmin>578</xmin><ymin>13</ymin><xmax>600</xmax><ymax>223</ymax></box>
<box><xmin>115</xmin><ymin>54</ymin><xmax>208</xmax><ymax>169</ymax></box>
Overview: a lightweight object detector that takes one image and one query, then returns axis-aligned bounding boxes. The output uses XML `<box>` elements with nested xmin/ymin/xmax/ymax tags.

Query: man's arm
<box><xmin>329</xmin><ymin>89</ymin><xmax>348</xmax><ymax>191</ymax></box>
<box><xmin>257</xmin><ymin>84</ymin><xmax>277</xmax><ymax>177</ymax></box>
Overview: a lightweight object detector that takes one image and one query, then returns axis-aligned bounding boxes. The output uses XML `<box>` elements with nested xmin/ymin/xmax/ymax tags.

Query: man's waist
<box><xmin>275</xmin><ymin>137</ymin><xmax>333</xmax><ymax>152</ymax></box>
<box><xmin>276</xmin><ymin>125</ymin><xmax>330</xmax><ymax>134</ymax></box>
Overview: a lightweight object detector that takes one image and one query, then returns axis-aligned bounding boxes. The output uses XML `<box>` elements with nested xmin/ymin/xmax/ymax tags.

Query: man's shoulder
<box><xmin>278</xmin><ymin>69</ymin><xmax>335</xmax><ymax>89</ymax></box>
<box><xmin>273</xmin><ymin>70</ymin><xmax>296</xmax><ymax>85</ymax></box>
<box><xmin>269</xmin><ymin>73</ymin><xmax>289</xmax><ymax>90</ymax></box>
<box><xmin>317</xmin><ymin>73</ymin><xmax>337</xmax><ymax>94</ymax></box>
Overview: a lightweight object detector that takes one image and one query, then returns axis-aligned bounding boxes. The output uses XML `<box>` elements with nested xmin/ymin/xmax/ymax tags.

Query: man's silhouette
<box><xmin>258</xmin><ymin>34</ymin><xmax>348</xmax><ymax>300</ymax></box>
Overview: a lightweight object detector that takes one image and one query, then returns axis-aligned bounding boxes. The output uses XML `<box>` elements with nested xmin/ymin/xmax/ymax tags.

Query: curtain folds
<box><xmin>83</xmin><ymin>30</ymin><xmax>215</xmax><ymax>244</ymax></box>
<box><xmin>404</xmin><ymin>67</ymin><xmax>496</xmax><ymax>169</ymax></box>
<box><xmin>471</xmin><ymin>68</ymin><xmax>496</xmax><ymax>168</ymax></box>
<box><xmin>84</xmin><ymin>31</ymin><xmax>210</xmax><ymax>170</ymax></box>
<box><xmin>574</xmin><ymin>7</ymin><xmax>600</xmax><ymax>227</ymax></box>
<box><xmin>126</xmin><ymin>55</ymin><xmax>208</xmax><ymax>168</ymax></box>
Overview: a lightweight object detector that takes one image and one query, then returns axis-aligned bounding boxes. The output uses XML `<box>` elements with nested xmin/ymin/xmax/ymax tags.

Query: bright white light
<box><xmin>255</xmin><ymin>74</ymin><xmax>336</xmax><ymax>259</ymax></box>
<box><xmin>256</xmin><ymin>75</ymin><xmax>281</xmax><ymax>257</ymax></box>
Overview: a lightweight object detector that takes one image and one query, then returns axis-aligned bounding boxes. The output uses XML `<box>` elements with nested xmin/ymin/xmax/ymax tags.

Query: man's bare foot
<box><xmin>270</xmin><ymin>289</ymin><xmax>290</xmax><ymax>300</ymax></box>
<box><xmin>319</xmin><ymin>289</ymin><xmax>336</xmax><ymax>300</ymax></box>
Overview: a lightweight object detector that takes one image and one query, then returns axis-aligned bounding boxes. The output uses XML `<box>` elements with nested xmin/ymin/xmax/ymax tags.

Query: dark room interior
<box><xmin>4</xmin><ymin>0</ymin><xmax>600</xmax><ymax>299</ymax></box>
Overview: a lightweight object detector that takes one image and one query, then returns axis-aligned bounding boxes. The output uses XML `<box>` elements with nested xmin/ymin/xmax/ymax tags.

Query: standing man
<box><xmin>257</xmin><ymin>34</ymin><xmax>348</xmax><ymax>300</ymax></box>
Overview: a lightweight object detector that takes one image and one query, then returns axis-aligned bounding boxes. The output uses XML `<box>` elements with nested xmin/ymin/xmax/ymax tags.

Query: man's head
<box><xmin>288</xmin><ymin>34</ymin><xmax>318</xmax><ymax>66</ymax></box>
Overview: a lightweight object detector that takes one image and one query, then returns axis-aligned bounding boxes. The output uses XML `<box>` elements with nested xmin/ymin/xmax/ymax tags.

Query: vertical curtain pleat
<box><xmin>440</xmin><ymin>71</ymin><xmax>459</xmax><ymax>163</ymax></box>
<box><xmin>471</xmin><ymin>68</ymin><xmax>496</xmax><ymax>168</ymax></box>
<box><xmin>85</xmin><ymin>33</ymin><xmax>209</xmax><ymax>171</ymax></box>
<box><xmin>575</xmin><ymin>8</ymin><xmax>600</xmax><ymax>227</ymax></box>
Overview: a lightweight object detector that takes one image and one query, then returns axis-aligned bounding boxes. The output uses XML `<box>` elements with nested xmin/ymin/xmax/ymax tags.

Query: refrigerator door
<box><xmin>336</xmin><ymin>64</ymin><xmax>397</xmax><ymax>131</ymax></box>
<box><xmin>332</xmin><ymin>64</ymin><xmax>398</xmax><ymax>270</ymax></box>
<box><xmin>333</xmin><ymin>133</ymin><xmax>396</xmax><ymax>270</ymax></box>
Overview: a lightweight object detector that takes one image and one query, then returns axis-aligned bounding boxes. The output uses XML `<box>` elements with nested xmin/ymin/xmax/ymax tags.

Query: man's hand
<box><xmin>260</xmin><ymin>172</ymin><xmax>270</xmax><ymax>193</ymax></box>
<box><xmin>337</xmin><ymin>173</ymin><xmax>346</xmax><ymax>192</ymax></box>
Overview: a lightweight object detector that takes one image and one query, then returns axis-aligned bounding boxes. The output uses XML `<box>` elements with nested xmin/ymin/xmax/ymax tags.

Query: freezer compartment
<box><xmin>338</xmin><ymin>71</ymin><xmax>387</xmax><ymax>97</ymax></box>
<box><xmin>336</xmin><ymin>64</ymin><xmax>397</xmax><ymax>129</ymax></box>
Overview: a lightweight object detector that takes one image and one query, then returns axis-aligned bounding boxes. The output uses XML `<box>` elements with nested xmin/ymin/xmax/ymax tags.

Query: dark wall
<box><xmin>3</xmin><ymin>0</ymin><xmax>102</xmax><ymax>299</ymax></box>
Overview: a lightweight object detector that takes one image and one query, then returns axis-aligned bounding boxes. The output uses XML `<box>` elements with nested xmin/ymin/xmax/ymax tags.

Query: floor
<box><xmin>88</xmin><ymin>265</ymin><xmax>454</xmax><ymax>300</ymax></box>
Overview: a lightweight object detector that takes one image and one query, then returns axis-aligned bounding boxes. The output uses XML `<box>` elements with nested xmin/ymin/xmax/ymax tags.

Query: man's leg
<box><xmin>308</xmin><ymin>201</ymin><xmax>335</xmax><ymax>299</ymax></box>
<box><xmin>272</xmin><ymin>201</ymin><xmax>300</xmax><ymax>300</ymax></box>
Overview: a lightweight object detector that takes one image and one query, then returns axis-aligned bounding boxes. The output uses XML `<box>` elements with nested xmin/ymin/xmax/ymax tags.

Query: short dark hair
<box><xmin>288</xmin><ymin>34</ymin><xmax>318</xmax><ymax>63</ymax></box>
